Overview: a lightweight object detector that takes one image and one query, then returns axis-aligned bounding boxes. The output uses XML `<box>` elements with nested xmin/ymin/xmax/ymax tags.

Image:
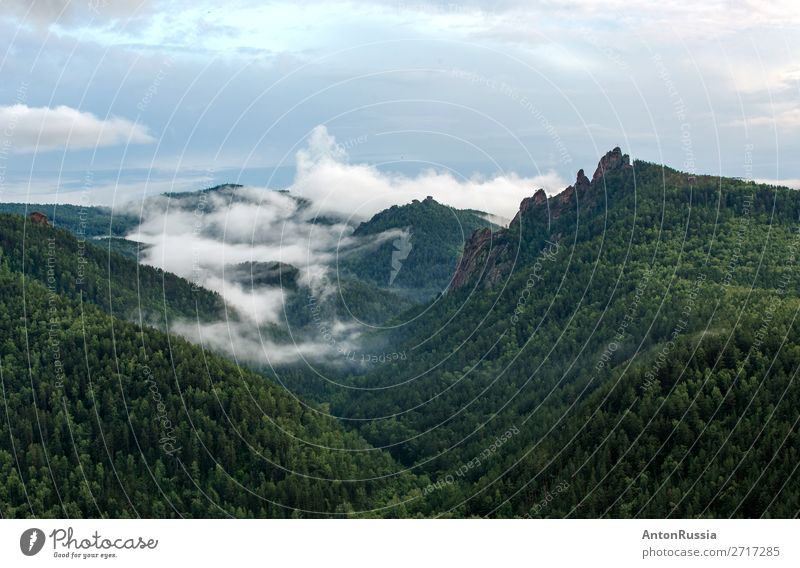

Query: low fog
<box><xmin>124</xmin><ymin>125</ymin><xmax>564</xmax><ymax>366</ymax></box>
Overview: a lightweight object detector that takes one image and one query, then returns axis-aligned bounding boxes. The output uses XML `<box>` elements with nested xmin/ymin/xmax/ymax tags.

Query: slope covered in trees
<box><xmin>0</xmin><ymin>203</ymin><xmax>145</xmax><ymax>260</ymax></box>
<box><xmin>320</xmin><ymin>149</ymin><xmax>800</xmax><ymax>518</ymax></box>
<box><xmin>0</xmin><ymin>249</ymin><xmax>419</xmax><ymax>518</ymax></box>
<box><xmin>0</xmin><ymin>202</ymin><xmax>140</xmax><ymax>239</ymax></box>
<box><xmin>340</xmin><ymin>196</ymin><xmax>497</xmax><ymax>301</ymax></box>
<box><xmin>0</xmin><ymin>214</ymin><xmax>225</xmax><ymax>326</ymax></box>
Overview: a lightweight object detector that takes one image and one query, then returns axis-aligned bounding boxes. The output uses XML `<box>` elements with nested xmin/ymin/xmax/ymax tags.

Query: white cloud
<box><xmin>127</xmin><ymin>126</ymin><xmax>566</xmax><ymax>322</ymax></box>
<box><xmin>755</xmin><ymin>178</ymin><xmax>800</xmax><ymax>190</ymax></box>
<box><xmin>0</xmin><ymin>104</ymin><xmax>155</xmax><ymax>153</ymax></box>
<box><xmin>126</xmin><ymin>187</ymin><xmax>356</xmax><ymax>301</ymax></box>
<box><xmin>126</xmin><ymin>183</ymin><xmax>410</xmax><ymax>365</ymax></box>
<box><xmin>468</xmin><ymin>0</ymin><xmax>800</xmax><ymax>40</ymax></box>
<box><xmin>171</xmin><ymin>319</ymin><xmax>335</xmax><ymax>366</ymax></box>
<box><xmin>731</xmin><ymin>108</ymin><xmax>800</xmax><ymax>129</ymax></box>
<box><xmin>5</xmin><ymin>0</ymin><xmax>152</xmax><ymax>29</ymax></box>
<box><xmin>291</xmin><ymin>125</ymin><xmax>566</xmax><ymax>220</ymax></box>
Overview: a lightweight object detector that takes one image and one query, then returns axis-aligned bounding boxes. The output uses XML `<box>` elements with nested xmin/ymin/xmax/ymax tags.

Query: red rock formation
<box><xmin>510</xmin><ymin>188</ymin><xmax>547</xmax><ymax>228</ymax></box>
<box><xmin>450</xmin><ymin>226</ymin><xmax>515</xmax><ymax>291</ymax></box>
<box><xmin>29</xmin><ymin>212</ymin><xmax>50</xmax><ymax>226</ymax></box>
<box><xmin>451</xmin><ymin>227</ymin><xmax>493</xmax><ymax>290</ymax></box>
<box><xmin>558</xmin><ymin>185</ymin><xmax>575</xmax><ymax>205</ymax></box>
<box><xmin>555</xmin><ymin>169</ymin><xmax>589</xmax><ymax>214</ymax></box>
<box><xmin>450</xmin><ymin>147</ymin><xmax>633</xmax><ymax>292</ymax></box>
<box><xmin>592</xmin><ymin>146</ymin><xmax>630</xmax><ymax>184</ymax></box>
<box><xmin>575</xmin><ymin>169</ymin><xmax>591</xmax><ymax>192</ymax></box>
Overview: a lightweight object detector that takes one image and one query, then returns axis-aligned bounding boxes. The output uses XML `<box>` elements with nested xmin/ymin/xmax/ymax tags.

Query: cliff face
<box><xmin>449</xmin><ymin>227</ymin><xmax>494</xmax><ymax>290</ymax></box>
<box><xmin>450</xmin><ymin>147</ymin><xmax>632</xmax><ymax>291</ymax></box>
<box><xmin>449</xmin><ymin>226</ymin><xmax>515</xmax><ymax>291</ymax></box>
<box><xmin>509</xmin><ymin>188</ymin><xmax>547</xmax><ymax>229</ymax></box>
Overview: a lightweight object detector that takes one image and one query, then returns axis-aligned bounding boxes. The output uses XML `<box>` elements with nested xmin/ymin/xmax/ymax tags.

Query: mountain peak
<box><xmin>452</xmin><ymin>147</ymin><xmax>633</xmax><ymax>291</ymax></box>
<box><xmin>509</xmin><ymin>147</ymin><xmax>632</xmax><ymax>224</ymax></box>
<box><xmin>592</xmin><ymin>146</ymin><xmax>631</xmax><ymax>184</ymax></box>
<box><xmin>574</xmin><ymin>168</ymin><xmax>591</xmax><ymax>194</ymax></box>
<box><xmin>509</xmin><ymin>188</ymin><xmax>548</xmax><ymax>229</ymax></box>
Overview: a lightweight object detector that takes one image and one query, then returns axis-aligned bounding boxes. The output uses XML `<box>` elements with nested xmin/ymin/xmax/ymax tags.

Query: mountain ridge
<box><xmin>451</xmin><ymin>147</ymin><xmax>633</xmax><ymax>291</ymax></box>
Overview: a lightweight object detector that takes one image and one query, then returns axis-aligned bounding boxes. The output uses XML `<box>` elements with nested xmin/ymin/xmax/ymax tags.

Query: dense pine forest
<box><xmin>0</xmin><ymin>256</ymin><xmax>419</xmax><ymax>517</ymax></box>
<box><xmin>1</xmin><ymin>149</ymin><xmax>799</xmax><ymax>518</ymax></box>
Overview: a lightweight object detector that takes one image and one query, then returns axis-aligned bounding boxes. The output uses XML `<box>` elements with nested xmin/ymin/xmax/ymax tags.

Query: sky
<box><xmin>1</xmin><ymin>0</ymin><xmax>799</xmax><ymax>210</ymax></box>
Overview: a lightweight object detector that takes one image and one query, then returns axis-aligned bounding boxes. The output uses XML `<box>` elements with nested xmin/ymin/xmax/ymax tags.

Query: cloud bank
<box><xmin>0</xmin><ymin>104</ymin><xmax>155</xmax><ymax>153</ymax></box>
<box><xmin>292</xmin><ymin>125</ymin><xmax>565</xmax><ymax>221</ymax></box>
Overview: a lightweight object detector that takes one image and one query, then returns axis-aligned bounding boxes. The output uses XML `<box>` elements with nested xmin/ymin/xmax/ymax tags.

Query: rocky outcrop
<box><xmin>592</xmin><ymin>146</ymin><xmax>631</xmax><ymax>184</ymax></box>
<box><xmin>575</xmin><ymin>168</ymin><xmax>591</xmax><ymax>192</ymax></box>
<box><xmin>450</xmin><ymin>227</ymin><xmax>512</xmax><ymax>291</ymax></box>
<box><xmin>451</xmin><ymin>228</ymin><xmax>493</xmax><ymax>290</ymax></box>
<box><xmin>510</xmin><ymin>188</ymin><xmax>547</xmax><ymax>229</ymax></box>
<box><xmin>558</xmin><ymin>185</ymin><xmax>575</xmax><ymax>205</ymax></box>
<box><xmin>551</xmin><ymin>169</ymin><xmax>589</xmax><ymax>217</ymax></box>
<box><xmin>555</xmin><ymin>149</ymin><xmax>631</xmax><ymax>215</ymax></box>
<box><xmin>29</xmin><ymin>212</ymin><xmax>49</xmax><ymax>226</ymax></box>
<box><xmin>450</xmin><ymin>147</ymin><xmax>633</xmax><ymax>291</ymax></box>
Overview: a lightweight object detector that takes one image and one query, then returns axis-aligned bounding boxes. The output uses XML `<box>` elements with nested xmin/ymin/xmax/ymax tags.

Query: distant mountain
<box><xmin>162</xmin><ymin>183</ymin><xmax>245</xmax><ymax>200</ymax></box>
<box><xmin>127</xmin><ymin>183</ymin><xmax>422</xmax><ymax>330</ymax></box>
<box><xmin>0</xmin><ymin>203</ymin><xmax>147</xmax><ymax>261</ymax></box>
<box><xmin>7</xmin><ymin>186</ymin><xmax>499</xmax><ymax>310</ymax></box>
<box><xmin>0</xmin><ymin>202</ymin><xmax>140</xmax><ymax>238</ymax></box>
<box><xmin>226</xmin><ymin>261</ymin><xmax>300</xmax><ymax>289</ymax></box>
<box><xmin>340</xmin><ymin>196</ymin><xmax>498</xmax><ymax>301</ymax></box>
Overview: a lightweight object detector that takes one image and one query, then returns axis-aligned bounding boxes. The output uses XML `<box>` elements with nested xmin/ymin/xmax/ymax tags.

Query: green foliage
<box><xmin>0</xmin><ymin>214</ymin><xmax>225</xmax><ymax>326</ymax></box>
<box><xmin>90</xmin><ymin>236</ymin><xmax>149</xmax><ymax>261</ymax></box>
<box><xmin>340</xmin><ymin>197</ymin><xmax>496</xmax><ymax>301</ymax></box>
<box><xmin>0</xmin><ymin>268</ymin><xmax>418</xmax><ymax>518</ymax></box>
<box><xmin>0</xmin><ymin>202</ymin><xmax>139</xmax><ymax>238</ymax></box>
<box><xmin>3</xmin><ymin>160</ymin><xmax>800</xmax><ymax>518</ymax></box>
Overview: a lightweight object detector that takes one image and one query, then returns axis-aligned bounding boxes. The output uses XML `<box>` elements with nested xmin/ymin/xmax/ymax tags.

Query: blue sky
<box><xmin>1</xmin><ymin>0</ymin><xmax>798</xmax><ymax>208</ymax></box>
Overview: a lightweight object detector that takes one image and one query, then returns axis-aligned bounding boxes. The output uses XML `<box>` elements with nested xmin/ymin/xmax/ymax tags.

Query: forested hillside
<box><xmin>340</xmin><ymin>196</ymin><xmax>496</xmax><ymax>301</ymax></box>
<box><xmin>0</xmin><ymin>202</ymin><xmax>140</xmax><ymax>238</ymax></box>
<box><xmin>319</xmin><ymin>149</ymin><xmax>800</xmax><ymax>518</ymax></box>
<box><xmin>0</xmin><ymin>214</ymin><xmax>224</xmax><ymax>326</ymax></box>
<box><xmin>0</xmin><ymin>203</ymin><xmax>146</xmax><ymax>260</ymax></box>
<box><xmin>0</xmin><ymin>255</ymin><xmax>419</xmax><ymax>518</ymax></box>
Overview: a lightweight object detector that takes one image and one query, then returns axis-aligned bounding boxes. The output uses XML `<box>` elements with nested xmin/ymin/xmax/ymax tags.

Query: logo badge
<box><xmin>20</xmin><ymin>528</ymin><xmax>45</xmax><ymax>556</ymax></box>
